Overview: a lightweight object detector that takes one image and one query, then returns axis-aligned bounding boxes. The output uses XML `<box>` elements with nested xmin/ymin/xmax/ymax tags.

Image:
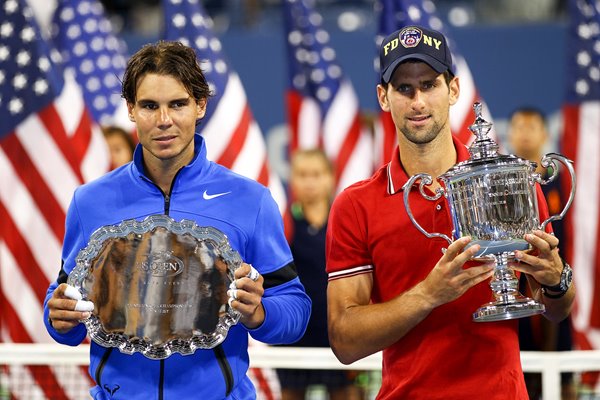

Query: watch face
<box><xmin>564</xmin><ymin>265</ymin><xmax>573</xmax><ymax>285</ymax></box>
<box><xmin>561</xmin><ymin>264</ymin><xmax>573</xmax><ymax>291</ymax></box>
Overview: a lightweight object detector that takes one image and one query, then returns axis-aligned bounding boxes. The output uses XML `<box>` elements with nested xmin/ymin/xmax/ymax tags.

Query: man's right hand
<box><xmin>420</xmin><ymin>237</ymin><xmax>495</xmax><ymax>308</ymax></box>
<box><xmin>47</xmin><ymin>284</ymin><xmax>94</xmax><ymax>334</ymax></box>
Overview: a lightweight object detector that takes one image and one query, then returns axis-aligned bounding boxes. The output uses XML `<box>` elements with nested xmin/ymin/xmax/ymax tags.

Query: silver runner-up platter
<box><xmin>67</xmin><ymin>214</ymin><xmax>242</xmax><ymax>359</ymax></box>
<box><xmin>403</xmin><ymin>103</ymin><xmax>576</xmax><ymax>322</ymax></box>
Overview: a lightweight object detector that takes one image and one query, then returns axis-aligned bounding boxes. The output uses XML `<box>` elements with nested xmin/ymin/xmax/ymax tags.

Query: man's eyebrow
<box><xmin>136</xmin><ymin>97</ymin><xmax>191</xmax><ymax>105</ymax></box>
<box><xmin>136</xmin><ymin>99</ymin><xmax>156</xmax><ymax>105</ymax></box>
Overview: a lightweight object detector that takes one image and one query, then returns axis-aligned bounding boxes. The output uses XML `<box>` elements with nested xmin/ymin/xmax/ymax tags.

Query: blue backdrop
<box><xmin>124</xmin><ymin>21</ymin><xmax>567</xmax><ymax>141</ymax></box>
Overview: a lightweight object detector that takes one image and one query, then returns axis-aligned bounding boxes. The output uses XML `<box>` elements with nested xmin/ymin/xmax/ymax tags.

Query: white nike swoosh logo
<box><xmin>203</xmin><ymin>190</ymin><xmax>232</xmax><ymax>200</ymax></box>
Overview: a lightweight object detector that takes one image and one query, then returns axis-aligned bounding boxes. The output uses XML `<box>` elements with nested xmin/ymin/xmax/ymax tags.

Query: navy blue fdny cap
<box><xmin>380</xmin><ymin>25</ymin><xmax>454</xmax><ymax>83</ymax></box>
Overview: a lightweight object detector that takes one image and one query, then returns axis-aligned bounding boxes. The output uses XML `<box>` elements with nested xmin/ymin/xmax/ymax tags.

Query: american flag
<box><xmin>374</xmin><ymin>0</ymin><xmax>494</xmax><ymax>166</ymax></box>
<box><xmin>561</xmin><ymin>0</ymin><xmax>600</xmax><ymax>390</ymax></box>
<box><xmin>162</xmin><ymin>0</ymin><xmax>284</xmax><ymax>398</ymax></box>
<box><xmin>0</xmin><ymin>0</ymin><xmax>109</xmax><ymax>398</ymax></box>
<box><xmin>50</xmin><ymin>0</ymin><xmax>133</xmax><ymax>130</ymax></box>
<box><xmin>283</xmin><ymin>0</ymin><xmax>373</xmax><ymax>193</ymax></box>
<box><xmin>162</xmin><ymin>0</ymin><xmax>286</xmax><ymax>216</ymax></box>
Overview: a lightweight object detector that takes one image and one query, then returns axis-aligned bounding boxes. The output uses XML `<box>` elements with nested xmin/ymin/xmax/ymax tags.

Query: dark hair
<box><xmin>509</xmin><ymin>106</ymin><xmax>547</xmax><ymax>125</ymax></box>
<box><xmin>121</xmin><ymin>41</ymin><xmax>211</xmax><ymax>104</ymax></box>
<box><xmin>102</xmin><ymin>125</ymin><xmax>136</xmax><ymax>153</ymax></box>
<box><xmin>290</xmin><ymin>148</ymin><xmax>334</xmax><ymax>175</ymax></box>
<box><xmin>380</xmin><ymin>60</ymin><xmax>455</xmax><ymax>87</ymax></box>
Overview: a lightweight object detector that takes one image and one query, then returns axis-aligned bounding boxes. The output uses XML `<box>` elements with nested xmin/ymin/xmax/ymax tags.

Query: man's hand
<box><xmin>227</xmin><ymin>263</ymin><xmax>265</xmax><ymax>329</ymax></box>
<box><xmin>420</xmin><ymin>237</ymin><xmax>495</xmax><ymax>308</ymax></box>
<box><xmin>47</xmin><ymin>284</ymin><xmax>94</xmax><ymax>334</ymax></box>
<box><xmin>512</xmin><ymin>230</ymin><xmax>563</xmax><ymax>287</ymax></box>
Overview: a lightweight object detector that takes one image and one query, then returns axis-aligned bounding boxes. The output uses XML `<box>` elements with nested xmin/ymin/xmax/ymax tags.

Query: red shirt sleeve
<box><xmin>326</xmin><ymin>189</ymin><xmax>373</xmax><ymax>279</ymax></box>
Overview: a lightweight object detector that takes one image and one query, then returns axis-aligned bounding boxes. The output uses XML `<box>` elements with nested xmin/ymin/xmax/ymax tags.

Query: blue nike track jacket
<box><xmin>43</xmin><ymin>134</ymin><xmax>311</xmax><ymax>399</ymax></box>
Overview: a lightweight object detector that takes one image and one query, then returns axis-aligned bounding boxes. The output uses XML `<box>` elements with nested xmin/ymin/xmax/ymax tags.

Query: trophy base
<box><xmin>473</xmin><ymin>296</ymin><xmax>545</xmax><ymax>322</ymax></box>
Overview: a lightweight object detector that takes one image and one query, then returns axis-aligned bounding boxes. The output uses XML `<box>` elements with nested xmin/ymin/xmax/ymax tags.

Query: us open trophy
<box><xmin>403</xmin><ymin>103</ymin><xmax>576</xmax><ymax>322</ymax></box>
<box><xmin>68</xmin><ymin>215</ymin><xmax>242</xmax><ymax>359</ymax></box>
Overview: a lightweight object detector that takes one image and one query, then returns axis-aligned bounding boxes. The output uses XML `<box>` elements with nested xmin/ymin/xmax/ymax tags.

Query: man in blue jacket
<box><xmin>44</xmin><ymin>41</ymin><xmax>311</xmax><ymax>400</ymax></box>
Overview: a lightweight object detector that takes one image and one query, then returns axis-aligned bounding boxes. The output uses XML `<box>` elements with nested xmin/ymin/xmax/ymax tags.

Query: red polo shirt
<box><xmin>326</xmin><ymin>136</ymin><xmax>549</xmax><ymax>399</ymax></box>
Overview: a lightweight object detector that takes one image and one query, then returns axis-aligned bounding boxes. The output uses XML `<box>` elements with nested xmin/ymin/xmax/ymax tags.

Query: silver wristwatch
<box><xmin>541</xmin><ymin>260</ymin><xmax>573</xmax><ymax>299</ymax></box>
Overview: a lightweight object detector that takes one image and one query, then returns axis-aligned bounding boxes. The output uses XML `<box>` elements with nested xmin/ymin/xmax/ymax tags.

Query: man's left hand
<box><xmin>228</xmin><ymin>263</ymin><xmax>265</xmax><ymax>329</ymax></box>
<box><xmin>512</xmin><ymin>229</ymin><xmax>563</xmax><ymax>287</ymax></box>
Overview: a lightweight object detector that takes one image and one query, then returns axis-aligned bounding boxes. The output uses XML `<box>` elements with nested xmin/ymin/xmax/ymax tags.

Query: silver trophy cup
<box><xmin>403</xmin><ymin>103</ymin><xmax>576</xmax><ymax>322</ymax></box>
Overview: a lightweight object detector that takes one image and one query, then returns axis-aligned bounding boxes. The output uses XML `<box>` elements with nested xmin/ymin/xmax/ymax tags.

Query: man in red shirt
<box><xmin>326</xmin><ymin>25</ymin><xmax>575</xmax><ymax>399</ymax></box>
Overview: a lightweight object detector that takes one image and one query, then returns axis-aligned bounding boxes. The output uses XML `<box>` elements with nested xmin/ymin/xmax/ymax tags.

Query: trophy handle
<box><xmin>536</xmin><ymin>153</ymin><xmax>577</xmax><ymax>231</ymax></box>
<box><xmin>403</xmin><ymin>173</ymin><xmax>453</xmax><ymax>245</ymax></box>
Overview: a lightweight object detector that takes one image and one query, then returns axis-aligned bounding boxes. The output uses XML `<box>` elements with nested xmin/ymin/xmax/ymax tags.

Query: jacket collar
<box><xmin>132</xmin><ymin>133</ymin><xmax>209</xmax><ymax>179</ymax></box>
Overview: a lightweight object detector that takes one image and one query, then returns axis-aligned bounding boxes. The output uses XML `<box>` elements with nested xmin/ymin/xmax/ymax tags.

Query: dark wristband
<box><xmin>541</xmin><ymin>287</ymin><xmax>568</xmax><ymax>299</ymax></box>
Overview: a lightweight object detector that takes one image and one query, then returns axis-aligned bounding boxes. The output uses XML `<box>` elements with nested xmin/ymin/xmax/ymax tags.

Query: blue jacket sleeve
<box><xmin>245</xmin><ymin>190</ymin><xmax>311</xmax><ymax>344</ymax></box>
<box><xmin>249</xmin><ymin>275</ymin><xmax>311</xmax><ymax>344</ymax></box>
<box><xmin>43</xmin><ymin>190</ymin><xmax>88</xmax><ymax>346</ymax></box>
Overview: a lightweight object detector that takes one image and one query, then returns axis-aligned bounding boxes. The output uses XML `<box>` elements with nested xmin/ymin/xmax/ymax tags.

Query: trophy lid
<box><xmin>440</xmin><ymin>102</ymin><xmax>535</xmax><ymax>180</ymax></box>
<box><xmin>467</xmin><ymin>102</ymin><xmax>498</xmax><ymax>160</ymax></box>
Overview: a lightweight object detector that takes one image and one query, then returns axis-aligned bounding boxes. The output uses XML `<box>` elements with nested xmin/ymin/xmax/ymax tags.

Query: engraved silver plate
<box><xmin>67</xmin><ymin>215</ymin><xmax>242</xmax><ymax>359</ymax></box>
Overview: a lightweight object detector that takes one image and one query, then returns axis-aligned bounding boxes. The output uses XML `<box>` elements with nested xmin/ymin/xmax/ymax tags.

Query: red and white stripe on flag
<box><xmin>0</xmin><ymin>68</ymin><xmax>107</xmax><ymax>400</ymax></box>
<box><xmin>0</xmin><ymin>1</ymin><xmax>109</xmax><ymax>397</ymax></box>
<box><xmin>563</xmin><ymin>101</ymin><xmax>600</xmax><ymax>389</ymax></box>
<box><xmin>560</xmin><ymin>0</ymin><xmax>600</xmax><ymax>390</ymax></box>
<box><xmin>287</xmin><ymin>80</ymin><xmax>374</xmax><ymax>193</ymax></box>
<box><xmin>564</xmin><ymin>101</ymin><xmax>600</xmax><ymax>334</ymax></box>
<box><xmin>284</xmin><ymin>0</ymin><xmax>373</xmax><ymax>193</ymax></box>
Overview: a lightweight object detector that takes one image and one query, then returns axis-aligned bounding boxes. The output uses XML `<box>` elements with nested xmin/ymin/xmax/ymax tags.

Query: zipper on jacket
<box><xmin>164</xmin><ymin>194</ymin><xmax>171</xmax><ymax>215</ymax></box>
<box><xmin>213</xmin><ymin>345</ymin><xmax>234</xmax><ymax>396</ymax></box>
<box><xmin>158</xmin><ymin>360</ymin><xmax>165</xmax><ymax>400</ymax></box>
<box><xmin>137</xmin><ymin>161</ymin><xmax>188</xmax><ymax>397</ymax></box>
<box><xmin>139</xmin><ymin>167</ymin><xmax>183</xmax><ymax>215</ymax></box>
<box><xmin>158</xmin><ymin>171</ymin><xmax>180</xmax><ymax>398</ymax></box>
<box><xmin>163</xmin><ymin>167</ymin><xmax>183</xmax><ymax>214</ymax></box>
<box><xmin>94</xmin><ymin>348</ymin><xmax>113</xmax><ymax>388</ymax></box>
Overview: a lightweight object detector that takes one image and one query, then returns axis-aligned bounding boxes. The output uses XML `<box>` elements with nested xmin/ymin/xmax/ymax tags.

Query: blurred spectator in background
<box><xmin>508</xmin><ymin>106</ymin><xmax>575</xmax><ymax>400</ymax></box>
<box><xmin>102</xmin><ymin>125</ymin><xmax>136</xmax><ymax>169</ymax></box>
<box><xmin>278</xmin><ymin>149</ymin><xmax>364</xmax><ymax>400</ymax></box>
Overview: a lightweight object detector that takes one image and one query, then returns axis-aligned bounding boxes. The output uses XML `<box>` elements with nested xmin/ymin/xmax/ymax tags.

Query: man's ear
<box><xmin>448</xmin><ymin>76</ymin><xmax>460</xmax><ymax>106</ymax></box>
<box><xmin>196</xmin><ymin>99</ymin><xmax>207</xmax><ymax>119</ymax></box>
<box><xmin>127</xmin><ymin>104</ymin><xmax>135</xmax><ymax>122</ymax></box>
<box><xmin>377</xmin><ymin>84</ymin><xmax>390</xmax><ymax>112</ymax></box>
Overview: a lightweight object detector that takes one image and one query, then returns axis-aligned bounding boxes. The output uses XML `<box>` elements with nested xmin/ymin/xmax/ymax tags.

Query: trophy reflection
<box><xmin>403</xmin><ymin>103</ymin><xmax>576</xmax><ymax>322</ymax></box>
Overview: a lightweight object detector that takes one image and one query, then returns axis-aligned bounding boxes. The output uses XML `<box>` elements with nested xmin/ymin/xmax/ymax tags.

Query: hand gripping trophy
<box><xmin>403</xmin><ymin>103</ymin><xmax>576</xmax><ymax>322</ymax></box>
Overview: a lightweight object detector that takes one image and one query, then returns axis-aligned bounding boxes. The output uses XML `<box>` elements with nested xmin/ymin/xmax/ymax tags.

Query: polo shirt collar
<box><xmin>387</xmin><ymin>135</ymin><xmax>471</xmax><ymax>195</ymax></box>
